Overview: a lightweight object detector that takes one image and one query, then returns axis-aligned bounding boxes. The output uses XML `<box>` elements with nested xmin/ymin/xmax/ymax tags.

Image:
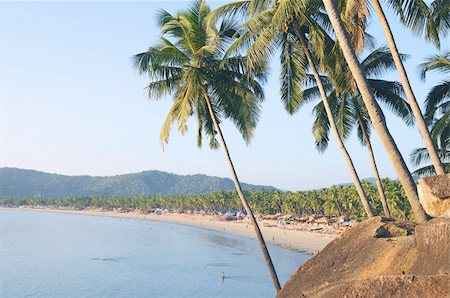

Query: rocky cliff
<box><xmin>278</xmin><ymin>216</ymin><xmax>449</xmax><ymax>297</ymax></box>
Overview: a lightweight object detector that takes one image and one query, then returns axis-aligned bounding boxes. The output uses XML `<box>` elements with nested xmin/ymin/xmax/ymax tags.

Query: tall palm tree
<box><xmin>411</xmin><ymin>52</ymin><xmax>450</xmax><ymax>176</ymax></box>
<box><xmin>321</xmin><ymin>0</ymin><xmax>428</xmax><ymax>223</ymax></box>
<box><xmin>134</xmin><ymin>0</ymin><xmax>281</xmax><ymax>291</ymax></box>
<box><xmin>411</xmin><ymin>143</ymin><xmax>450</xmax><ymax>176</ymax></box>
<box><xmin>307</xmin><ymin>47</ymin><xmax>417</xmax><ymax>217</ymax></box>
<box><xmin>211</xmin><ymin>0</ymin><xmax>375</xmax><ymax>217</ymax></box>
<box><xmin>361</xmin><ymin>0</ymin><xmax>448</xmax><ymax>175</ymax></box>
<box><xmin>420</xmin><ymin>51</ymin><xmax>450</xmax><ymax>139</ymax></box>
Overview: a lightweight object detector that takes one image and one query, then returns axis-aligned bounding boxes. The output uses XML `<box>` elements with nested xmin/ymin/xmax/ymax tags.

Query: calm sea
<box><xmin>0</xmin><ymin>210</ymin><xmax>308</xmax><ymax>297</ymax></box>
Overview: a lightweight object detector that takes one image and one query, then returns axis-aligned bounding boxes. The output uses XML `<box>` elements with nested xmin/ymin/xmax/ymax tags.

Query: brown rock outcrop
<box><xmin>278</xmin><ymin>217</ymin><xmax>450</xmax><ymax>298</ymax></box>
<box><xmin>417</xmin><ymin>174</ymin><xmax>450</xmax><ymax>218</ymax></box>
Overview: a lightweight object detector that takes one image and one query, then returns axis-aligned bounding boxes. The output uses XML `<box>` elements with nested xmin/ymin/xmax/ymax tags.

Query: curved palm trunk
<box><xmin>356</xmin><ymin>111</ymin><xmax>391</xmax><ymax>217</ymax></box>
<box><xmin>322</xmin><ymin>0</ymin><xmax>428</xmax><ymax>223</ymax></box>
<box><xmin>371</xmin><ymin>0</ymin><xmax>445</xmax><ymax>175</ymax></box>
<box><xmin>298</xmin><ymin>32</ymin><xmax>374</xmax><ymax>218</ymax></box>
<box><xmin>203</xmin><ymin>94</ymin><xmax>281</xmax><ymax>292</ymax></box>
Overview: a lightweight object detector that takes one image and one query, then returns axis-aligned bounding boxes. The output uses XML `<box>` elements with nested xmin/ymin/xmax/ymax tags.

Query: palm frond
<box><xmin>410</xmin><ymin>143</ymin><xmax>450</xmax><ymax>166</ymax></box>
<box><xmin>354</xmin><ymin>98</ymin><xmax>371</xmax><ymax>146</ymax></box>
<box><xmin>335</xmin><ymin>93</ymin><xmax>355</xmax><ymax>140</ymax></box>
<box><xmin>246</xmin><ymin>26</ymin><xmax>279</xmax><ymax>70</ymax></box>
<box><xmin>134</xmin><ymin>41</ymin><xmax>188</xmax><ymax>77</ymax></box>
<box><xmin>412</xmin><ymin>164</ymin><xmax>438</xmax><ymax>177</ymax></box>
<box><xmin>430</xmin><ymin>109</ymin><xmax>450</xmax><ymax>144</ymax></box>
<box><xmin>419</xmin><ymin>51</ymin><xmax>450</xmax><ymax>80</ymax></box>
<box><xmin>207</xmin><ymin>0</ymin><xmax>251</xmax><ymax>27</ymax></box>
<box><xmin>271</xmin><ymin>0</ymin><xmax>306</xmax><ymax>32</ymax></box>
<box><xmin>369</xmin><ymin>79</ymin><xmax>415</xmax><ymax>126</ymax></box>
<box><xmin>430</xmin><ymin>0</ymin><xmax>450</xmax><ymax>40</ymax></box>
<box><xmin>386</xmin><ymin>0</ymin><xmax>441</xmax><ymax>47</ymax></box>
<box><xmin>248</xmin><ymin>0</ymin><xmax>272</xmax><ymax>15</ymax></box>
<box><xmin>412</xmin><ymin>162</ymin><xmax>450</xmax><ymax>177</ymax></box>
<box><xmin>410</xmin><ymin>147</ymin><xmax>432</xmax><ymax>165</ymax></box>
<box><xmin>302</xmin><ymin>82</ymin><xmax>333</xmax><ymax>105</ymax></box>
<box><xmin>312</xmin><ymin>101</ymin><xmax>331</xmax><ymax>152</ymax></box>
<box><xmin>146</xmin><ymin>77</ymin><xmax>181</xmax><ymax>99</ymax></box>
<box><xmin>156</xmin><ymin>9</ymin><xmax>175</xmax><ymax>28</ymax></box>
<box><xmin>197</xmin><ymin>90</ymin><xmax>222</xmax><ymax>149</ymax></box>
<box><xmin>424</xmin><ymin>79</ymin><xmax>450</xmax><ymax>124</ymax></box>
<box><xmin>361</xmin><ymin>46</ymin><xmax>406</xmax><ymax>78</ymax></box>
<box><xmin>220</xmin><ymin>9</ymin><xmax>275</xmax><ymax>60</ymax></box>
<box><xmin>280</xmin><ymin>32</ymin><xmax>306</xmax><ymax>114</ymax></box>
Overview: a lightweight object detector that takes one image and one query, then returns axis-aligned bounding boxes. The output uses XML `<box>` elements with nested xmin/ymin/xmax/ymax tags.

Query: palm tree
<box><xmin>411</xmin><ymin>52</ymin><xmax>450</xmax><ymax>176</ymax></box>
<box><xmin>306</xmin><ymin>47</ymin><xmax>417</xmax><ymax>217</ymax></box>
<box><xmin>321</xmin><ymin>0</ymin><xmax>428</xmax><ymax>223</ymax></box>
<box><xmin>133</xmin><ymin>0</ymin><xmax>281</xmax><ymax>291</ymax></box>
<box><xmin>421</xmin><ymin>52</ymin><xmax>450</xmax><ymax>143</ymax></box>
<box><xmin>362</xmin><ymin>0</ymin><xmax>447</xmax><ymax>175</ymax></box>
<box><xmin>211</xmin><ymin>0</ymin><xmax>375</xmax><ymax>217</ymax></box>
<box><xmin>411</xmin><ymin>144</ymin><xmax>450</xmax><ymax>176</ymax></box>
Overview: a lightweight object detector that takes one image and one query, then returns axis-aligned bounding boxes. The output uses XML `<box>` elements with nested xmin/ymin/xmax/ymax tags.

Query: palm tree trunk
<box><xmin>356</xmin><ymin>111</ymin><xmax>391</xmax><ymax>217</ymax></box>
<box><xmin>322</xmin><ymin>0</ymin><xmax>428</xmax><ymax>223</ymax></box>
<box><xmin>298</xmin><ymin>32</ymin><xmax>374</xmax><ymax>218</ymax></box>
<box><xmin>371</xmin><ymin>0</ymin><xmax>445</xmax><ymax>175</ymax></box>
<box><xmin>203</xmin><ymin>93</ymin><xmax>281</xmax><ymax>292</ymax></box>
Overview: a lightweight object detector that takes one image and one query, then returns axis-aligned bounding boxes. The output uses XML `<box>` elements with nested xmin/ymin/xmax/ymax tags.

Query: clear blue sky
<box><xmin>0</xmin><ymin>1</ymin><xmax>448</xmax><ymax>191</ymax></box>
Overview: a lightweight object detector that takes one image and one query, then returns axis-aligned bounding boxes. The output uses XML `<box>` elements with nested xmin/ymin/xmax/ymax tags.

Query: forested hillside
<box><xmin>0</xmin><ymin>168</ymin><xmax>274</xmax><ymax>198</ymax></box>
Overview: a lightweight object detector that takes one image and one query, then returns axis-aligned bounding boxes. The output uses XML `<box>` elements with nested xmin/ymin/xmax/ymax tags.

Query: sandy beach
<box><xmin>3</xmin><ymin>207</ymin><xmax>338</xmax><ymax>252</ymax></box>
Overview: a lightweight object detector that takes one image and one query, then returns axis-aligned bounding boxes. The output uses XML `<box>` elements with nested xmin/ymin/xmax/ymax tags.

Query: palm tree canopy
<box><xmin>385</xmin><ymin>0</ymin><xmax>449</xmax><ymax>48</ymax></box>
<box><xmin>134</xmin><ymin>0</ymin><xmax>267</xmax><ymax>149</ymax></box>
<box><xmin>420</xmin><ymin>51</ymin><xmax>449</xmax><ymax>147</ymax></box>
<box><xmin>411</xmin><ymin>51</ymin><xmax>450</xmax><ymax>176</ymax></box>
<box><xmin>410</xmin><ymin>147</ymin><xmax>450</xmax><ymax>176</ymax></box>
<box><xmin>305</xmin><ymin>46</ymin><xmax>414</xmax><ymax>151</ymax></box>
<box><xmin>210</xmin><ymin>0</ymin><xmax>372</xmax><ymax>115</ymax></box>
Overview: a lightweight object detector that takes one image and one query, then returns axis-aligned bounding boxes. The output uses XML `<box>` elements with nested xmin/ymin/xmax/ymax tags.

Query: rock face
<box><xmin>417</xmin><ymin>174</ymin><xmax>450</xmax><ymax>218</ymax></box>
<box><xmin>278</xmin><ymin>217</ymin><xmax>450</xmax><ymax>298</ymax></box>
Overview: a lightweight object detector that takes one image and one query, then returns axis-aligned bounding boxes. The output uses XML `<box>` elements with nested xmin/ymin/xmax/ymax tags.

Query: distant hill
<box><xmin>0</xmin><ymin>168</ymin><xmax>275</xmax><ymax>198</ymax></box>
<box><xmin>337</xmin><ymin>177</ymin><xmax>377</xmax><ymax>187</ymax></box>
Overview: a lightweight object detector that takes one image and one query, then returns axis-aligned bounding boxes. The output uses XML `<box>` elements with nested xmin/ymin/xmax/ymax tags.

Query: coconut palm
<box><xmin>321</xmin><ymin>0</ymin><xmax>428</xmax><ymax>223</ymax></box>
<box><xmin>358</xmin><ymin>0</ymin><xmax>448</xmax><ymax>175</ymax></box>
<box><xmin>211</xmin><ymin>0</ymin><xmax>375</xmax><ymax>217</ymax></box>
<box><xmin>410</xmin><ymin>143</ymin><xmax>450</xmax><ymax>176</ymax></box>
<box><xmin>411</xmin><ymin>52</ymin><xmax>450</xmax><ymax>176</ymax></box>
<box><xmin>133</xmin><ymin>0</ymin><xmax>281</xmax><ymax>290</ymax></box>
<box><xmin>372</xmin><ymin>0</ymin><xmax>450</xmax><ymax>174</ymax></box>
<box><xmin>421</xmin><ymin>51</ymin><xmax>450</xmax><ymax>136</ymax></box>
<box><xmin>306</xmin><ymin>47</ymin><xmax>417</xmax><ymax>217</ymax></box>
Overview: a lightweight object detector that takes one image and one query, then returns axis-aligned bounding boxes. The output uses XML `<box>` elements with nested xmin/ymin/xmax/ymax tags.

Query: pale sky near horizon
<box><xmin>0</xmin><ymin>1</ymin><xmax>448</xmax><ymax>191</ymax></box>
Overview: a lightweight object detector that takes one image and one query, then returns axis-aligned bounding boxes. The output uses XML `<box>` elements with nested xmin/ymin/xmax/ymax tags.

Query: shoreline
<box><xmin>2</xmin><ymin>207</ymin><xmax>338</xmax><ymax>253</ymax></box>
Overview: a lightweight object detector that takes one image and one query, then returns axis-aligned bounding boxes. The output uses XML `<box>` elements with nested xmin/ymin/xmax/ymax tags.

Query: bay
<box><xmin>0</xmin><ymin>210</ymin><xmax>308</xmax><ymax>297</ymax></box>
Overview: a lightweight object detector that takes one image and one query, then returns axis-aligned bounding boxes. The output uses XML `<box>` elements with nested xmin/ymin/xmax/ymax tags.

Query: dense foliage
<box><xmin>0</xmin><ymin>168</ymin><xmax>273</xmax><ymax>198</ymax></box>
<box><xmin>0</xmin><ymin>178</ymin><xmax>413</xmax><ymax>221</ymax></box>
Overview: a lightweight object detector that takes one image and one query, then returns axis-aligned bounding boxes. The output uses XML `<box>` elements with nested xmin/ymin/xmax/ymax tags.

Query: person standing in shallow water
<box><xmin>221</xmin><ymin>272</ymin><xmax>225</xmax><ymax>282</ymax></box>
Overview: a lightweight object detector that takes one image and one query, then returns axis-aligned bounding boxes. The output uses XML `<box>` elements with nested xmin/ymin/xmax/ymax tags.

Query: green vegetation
<box><xmin>217</xmin><ymin>0</ymin><xmax>376</xmax><ymax>217</ymax></box>
<box><xmin>308</xmin><ymin>46</ymin><xmax>416</xmax><ymax>218</ymax></box>
<box><xmin>131</xmin><ymin>0</ymin><xmax>447</xmax><ymax>289</ymax></box>
<box><xmin>1</xmin><ymin>0</ymin><xmax>448</xmax><ymax>293</ymax></box>
<box><xmin>0</xmin><ymin>178</ymin><xmax>413</xmax><ymax>221</ymax></box>
<box><xmin>410</xmin><ymin>52</ymin><xmax>450</xmax><ymax>176</ymax></box>
<box><xmin>0</xmin><ymin>168</ymin><xmax>274</xmax><ymax>198</ymax></box>
<box><xmin>134</xmin><ymin>1</ymin><xmax>281</xmax><ymax>289</ymax></box>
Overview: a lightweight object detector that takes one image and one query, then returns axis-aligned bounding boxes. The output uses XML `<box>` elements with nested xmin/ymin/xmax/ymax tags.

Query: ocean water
<box><xmin>0</xmin><ymin>210</ymin><xmax>308</xmax><ymax>298</ymax></box>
